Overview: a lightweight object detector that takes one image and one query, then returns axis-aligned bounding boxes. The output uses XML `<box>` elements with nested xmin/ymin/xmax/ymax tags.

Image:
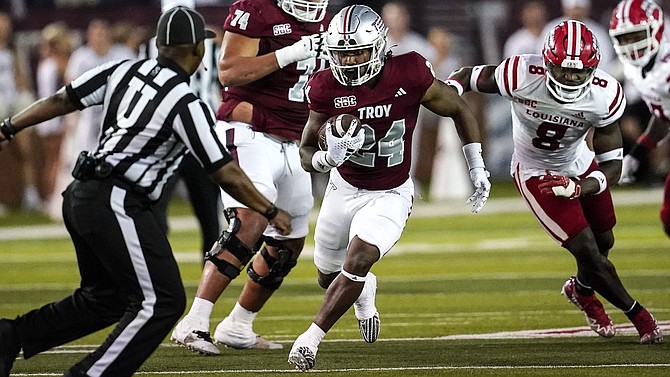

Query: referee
<box><xmin>0</xmin><ymin>7</ymin><xmax>290</xmax><ymax>377</ymax></box>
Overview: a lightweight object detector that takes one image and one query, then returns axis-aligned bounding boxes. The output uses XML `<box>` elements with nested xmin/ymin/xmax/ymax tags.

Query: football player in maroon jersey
<box><xmin>171</xmin><ymin>0</ymin><xmax>331</xmax><ymax>354</ymax></box>
<box><xmin>288</xmin><ymin>5</ymin><xmax>491</xmax><ymax>371</ymax></box>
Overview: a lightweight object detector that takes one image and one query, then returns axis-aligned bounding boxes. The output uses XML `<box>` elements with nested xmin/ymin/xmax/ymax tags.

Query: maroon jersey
<box><xmin>216</xmin><ymin>0</ymin><xmax>330</xmax><ymax>140</ymax></box>
<box><xmin>307</xmin><ymin>52</ymin><xmax>434</xmax><ymax>190</ymax></box>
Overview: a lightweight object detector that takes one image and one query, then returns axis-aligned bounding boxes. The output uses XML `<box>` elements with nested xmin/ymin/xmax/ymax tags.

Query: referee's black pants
<box><xmin>12</xmin><ymin>178</ymin><xmax>186</xmax><ymax>377</ymax></box>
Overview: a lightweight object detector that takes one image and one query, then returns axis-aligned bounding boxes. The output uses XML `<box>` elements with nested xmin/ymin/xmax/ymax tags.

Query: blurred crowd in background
<box><xmin>0</xmin><ymin>0</ymin><xmax>666</xmax><ymax>219</ymax></box>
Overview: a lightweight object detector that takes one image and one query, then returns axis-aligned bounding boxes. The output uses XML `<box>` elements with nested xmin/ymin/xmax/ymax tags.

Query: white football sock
<box><xmin>300</xmin><ymin>322</ymin><xmax>326</xmax><ymax>347</ymax></box>
<box><xmin>187</xmin><ymin>297</ymin><xmax>214</xmax><ymax>320</ymax></box>
<box><xmin>227</xmin><ymin>302</ymin><xmax>257</xmax><ymax>331</ymax></box>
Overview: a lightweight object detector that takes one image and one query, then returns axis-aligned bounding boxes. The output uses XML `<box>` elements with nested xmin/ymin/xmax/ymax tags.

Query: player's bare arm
<box><xmin>421</xmin><ymin>78</ymin><xmax>481</xmax><ymax>144</ymax></box>
<box><xmin>218</xmin><ymin>32</ymin><xmax>277</xmax><ymax>87</ymax></box>
<box><xmin>299</xmin><ymin>109</ymin><xmax>330</xmax><ymax>173</ymax></box>
<box><xmin>421</xmin><ymin>78</ymin><xmax>491</xmax><ymax>213</ymax></box>
<box><xmin>582</xmin><ymin>122</ymin><xmax>624</xmax><ymax>195</ymax></box>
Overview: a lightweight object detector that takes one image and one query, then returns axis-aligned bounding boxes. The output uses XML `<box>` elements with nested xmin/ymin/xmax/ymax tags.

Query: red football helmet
<box><xmin>542</xmin><ymin>20</ymin><xmax>600</xmax><ymax>103</ymax></box>
<box><xmin>609</xmin><ymin>0</ymin><xmax>665</xmax><ymax>67</ymax></box>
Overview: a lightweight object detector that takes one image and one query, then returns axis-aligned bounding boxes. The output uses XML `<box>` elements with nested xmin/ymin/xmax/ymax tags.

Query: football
<box><xmin>317</xmin><ymin>113</ymin><xmax>363</xmax><ymax>150</ymax></box>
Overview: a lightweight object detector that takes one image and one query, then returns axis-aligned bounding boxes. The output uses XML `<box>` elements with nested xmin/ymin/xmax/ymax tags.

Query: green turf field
<box><xmin>0</xmin><ymin>183</ymin><xmax>668</xmax><ymax>376</ymax></box>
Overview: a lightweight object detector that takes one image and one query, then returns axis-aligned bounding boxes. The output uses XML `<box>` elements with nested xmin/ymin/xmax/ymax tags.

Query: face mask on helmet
<box><xmin>278</xmin><ymin>0</ymin><xmax>328</xmax><ymax>23</ymax></box>
<box><xmin>325</xmin><ymin>4</ymin><xmax>388</xmax><ymax>87</ymax></box>
<box><xmin>542</xmin><ymin>20</ymin><xmax>600</xmax><ymax>103</ymax></box>
<box><xmin>609</xmin><ymin>0</ymin><xmax>664</xmax><ymax>67</ymax></box>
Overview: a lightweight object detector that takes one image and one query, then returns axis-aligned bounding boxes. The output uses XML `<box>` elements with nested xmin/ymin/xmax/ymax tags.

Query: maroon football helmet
<box><xmin>542</xmin><ymin>20</ymin><xmax>600</xmax><ymax>103</ymax></box>
<box><xmin>610</xmin><ymin>0</ymin><xmax>665</xmax><ymax>67</ymax></box>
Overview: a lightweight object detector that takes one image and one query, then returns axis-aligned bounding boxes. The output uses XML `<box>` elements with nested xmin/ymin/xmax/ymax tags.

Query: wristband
<box><xmin>586</xmin><ymin>170</ymin><xmax>607</xmax><ymax>195</ymax></box>
<box><xmin>595</xmin><ymin>148</ymin><xmax>623</xmax><ymax>163</ymax></box>
<box><xmin>262</xmin><ymin>204</ymin><xmax>279</xmax><ymax>220</ymax></box>
<box><xmin>444</xmin><ymin>79</ymin><xmax>464</xmax><ymax>96</ymax></box>
<box><xmin>462</xmin><ymin>142</ymin><xmax>485</xmax><ymax>170</ymax></box>
<box><xmin>311</xmin><ymin>150</ymin><xmax>335</xmax><ymax>173</ymax></box>
<box><xmin>0</xmin><ymin>117</ymin><xmax>16</xmax><ymax>141</ymax></box>
<box><xmin>469</xmin><ymin>65</ymin><xmax>486</xmax><ymax>92</ymax></box>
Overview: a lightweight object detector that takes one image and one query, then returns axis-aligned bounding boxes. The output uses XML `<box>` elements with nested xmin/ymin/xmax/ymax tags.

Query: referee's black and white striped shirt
<box><xmin>65</xmin><ymin>55</ymin><xmax>231</xmax><ymax>201</ymax></box>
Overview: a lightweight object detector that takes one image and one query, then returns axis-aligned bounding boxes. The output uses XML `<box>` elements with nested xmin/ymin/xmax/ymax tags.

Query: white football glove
<box><xmin>325</xmin><ymin>122</ymin><xmax>365</xmax><ymax>167</ymax></box>
<box><xmin>275</xmin><ymin>33</ymin><xmax>324</xmax><ymax>69</ymax></box>
<box><xmin>618</xmin><ymin>155</ymin><xmax>639</xmax><ymax>185</ymax></box>
<box><xmin>466</xmin><ymin>167</ymin><xmax>491</xmax><ymax>213</ymax></box>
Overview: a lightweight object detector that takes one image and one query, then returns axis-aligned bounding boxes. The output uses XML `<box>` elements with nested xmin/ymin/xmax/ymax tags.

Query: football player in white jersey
<box><xmin>610</xmin><ymin>0</ymin><xmax>670</xmax><ymax>239</ymax></box>
<box><xmin>449</xmin><ymin>20</ymin><xmax>662</xmax><ymax>344</ymax></box>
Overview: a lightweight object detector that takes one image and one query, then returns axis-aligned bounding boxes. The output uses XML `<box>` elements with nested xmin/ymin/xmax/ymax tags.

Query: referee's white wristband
<box><xmin>587</xmin><ymin>170</ymin><xmax>607</xmax><ymax>195</ymax></box>
<box><xmin>312</xmin><ymin>150</ymin><xmax>336</xmax><ymax>173</ymax></box>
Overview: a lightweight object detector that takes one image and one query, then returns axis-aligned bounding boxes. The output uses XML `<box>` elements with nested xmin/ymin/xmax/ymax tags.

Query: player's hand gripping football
<box><xmin>538</xmin><ymin>170</ymin><xmax>581</xmax><ymax>199</ymax></box>
<box><xmin>618</xmin><ymin>155</ymin><xmax>639</xmax><ymax>184</ymax></box>
<box><xmin>275</xmin><ymin>33</ymin><xmax>324</xmax><ymax>68</ymax></box>
<box><xmin>466</xmin><ymin>167</ymin><xmax>491</xmax><ymax>213</ymax></box>
<box><xmin>325</xmin><ymin>121</ymin><xmax>365</xmax><ymax>167</ymax></box>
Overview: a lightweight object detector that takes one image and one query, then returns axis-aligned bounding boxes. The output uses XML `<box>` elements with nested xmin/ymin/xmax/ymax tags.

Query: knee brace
<box><xmin>206</xmin><ymin>208</ymin><xmax>257</xmax><ymax>280</ymax></box>
<box><xmin>247</xmin><ymin>237</ymin><xmax>297</xmax><ymax>290</ymax></box>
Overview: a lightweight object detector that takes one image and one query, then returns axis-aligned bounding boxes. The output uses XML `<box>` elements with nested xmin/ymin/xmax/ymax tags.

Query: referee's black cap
<box><xmin>156</xmin><ymin>6</ymin><xmax>216</xmax><ymax>46</ymax></box>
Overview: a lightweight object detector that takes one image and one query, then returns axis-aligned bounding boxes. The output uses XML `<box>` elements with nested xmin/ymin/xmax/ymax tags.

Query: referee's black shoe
<box><xmin>0</xmin><ymin>319</ymin><xmax>20</xmax><ymax>377</ymax></box>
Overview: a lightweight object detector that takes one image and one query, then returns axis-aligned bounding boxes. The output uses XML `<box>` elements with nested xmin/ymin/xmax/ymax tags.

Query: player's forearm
<box><xmin>218</xmin><ymin>54</ymin><xmax>281</xmax><ymax>86</ymax></box>
<box><xmin>213</xmin><ymin>161</ymin><xmax>275</xmax><ymax>214</ymax></box>
<box><xmin>448</xmin><ymin>65</ymin><xmax>498</xmax><ymax>94</ymax></box>
<box><xmin>451</xmin><ymin>104</ymin><xmax>482</xmax><ymax>145</ymax></box>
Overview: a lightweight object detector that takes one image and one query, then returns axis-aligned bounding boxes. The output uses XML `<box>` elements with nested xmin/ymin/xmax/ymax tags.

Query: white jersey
<box><xmin>494</xmin><ymin>54</ymin><xmax>626</xmax><ymax>180</ymax></box>
<box><xmin>622</xmin><ymin>42</ymin><xmax>670</xmax><ymax>123</ymax></box>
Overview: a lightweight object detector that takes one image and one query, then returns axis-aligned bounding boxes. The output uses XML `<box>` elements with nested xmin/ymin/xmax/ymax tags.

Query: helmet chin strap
<box><xmin>546</xmin><ymin>77</ymin><xmax>591</xmax><ymax>103</ymax></box>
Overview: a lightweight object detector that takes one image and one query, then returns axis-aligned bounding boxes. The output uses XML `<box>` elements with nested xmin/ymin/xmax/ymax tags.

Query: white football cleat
<box><xmin>214</xmin><ymin>316</ymin><xmax>282</xmax><ymax>349</ymax></box>
<box><xmin>170</xmin><ymin>316</ymin><xmax>220</xmax><ymax>355</ymax></box>
<box><xmin>354</xmin><ymin>272</ymin><xmax>380</xmax><ymax>343</ymax></box>
<box><xmin>288</xmin><ymin>336</ymin><xmax>318</xmax><ymax>371</ymax></box>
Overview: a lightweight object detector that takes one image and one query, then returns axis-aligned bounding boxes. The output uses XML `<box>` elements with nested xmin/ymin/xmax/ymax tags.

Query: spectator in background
<box><xmin>47</xmin><ymin>18</ymin><xmax>135</xmax><ymax>220</ymax></box>
<box><xmin>111</xmin><ymin>21</ymin><xmax>148</xmax><ymax>57</ymax></box>
<box><xmin>539</xmin><ymin>0</ymin><xmax>615</xmax><ymax>72</ymax></box>
<box><xmin>504</xmin><ymin>0</ymin><xmax>548</xmax><ymax>57</ymax></box>
<box><xmin>0</xmin><ymin>11</ymin><xmax>39</xmax><ymax>211</ymax></box>
<box><xmin>64</xmin><ymin>19</ymin><xmax>135</xmax><ymax>154</ymax></box>
<box><xmin>426</xmin><ymin>26</ymin><xmax>472</xmax><ymax>200</ymax></box>
<box><xmin>381</xmin><ymin>1</ymin><xmax>439</xmax><ymax>200</ymax></box>
<box><xmin>34</xmin><ymin>22</ymin><xmax>73</xmax><ymax>219</ymax></box>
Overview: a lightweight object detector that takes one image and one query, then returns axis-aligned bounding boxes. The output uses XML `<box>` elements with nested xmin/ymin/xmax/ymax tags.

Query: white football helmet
<box><xmin>609</xmin><ymin>0</ymin><xmax>665</xmax><ymax>67</ymax></box>
<box><xmin>325</xmin><ymin>5</ymin><xmax>388</xmax><ymax>86</ymax></box>
<box><xmin>278</xmin><ymin>0</ymin><xmax>328</xmax><ymax>23</ymax></box>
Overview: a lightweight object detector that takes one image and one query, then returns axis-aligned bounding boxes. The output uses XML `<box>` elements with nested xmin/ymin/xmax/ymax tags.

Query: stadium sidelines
<box><xmin>0</xmin><ymin>187</ymin><xmax>663</xmax><ymax>242</ymax></box>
